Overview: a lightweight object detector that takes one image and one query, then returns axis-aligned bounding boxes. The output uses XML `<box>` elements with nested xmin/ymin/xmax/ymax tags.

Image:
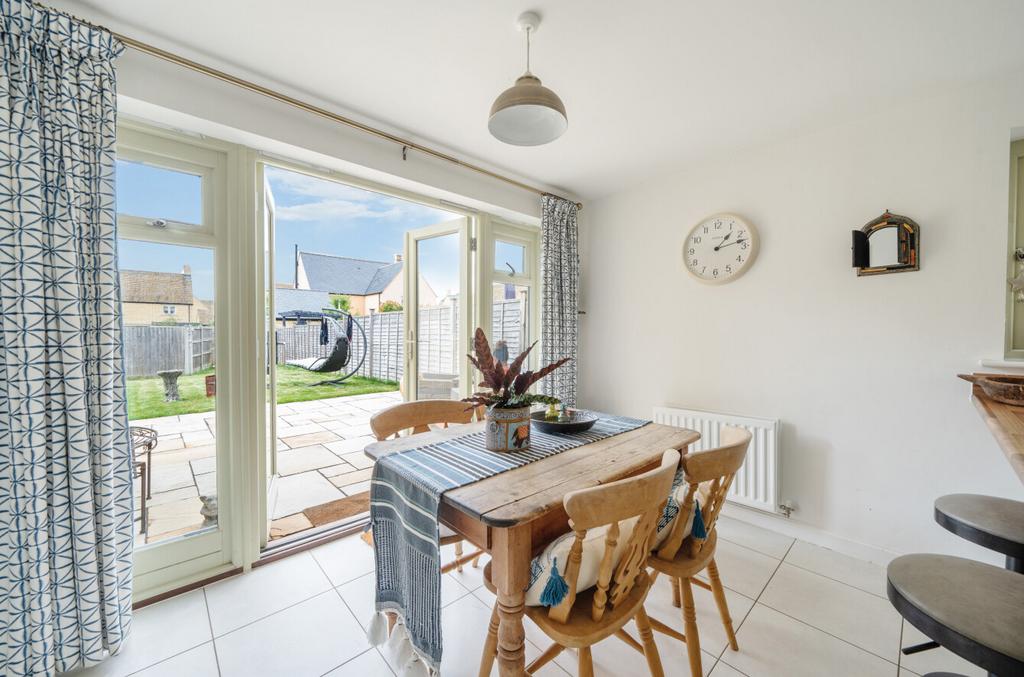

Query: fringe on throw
<box><xmin>368</xmin><ymin>610</ymin><xmax>440</xmax><ymax>677</ymax></box>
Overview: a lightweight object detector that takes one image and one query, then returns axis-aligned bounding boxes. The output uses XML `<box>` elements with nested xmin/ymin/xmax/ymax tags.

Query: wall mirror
<box><xmin>852</xmin><ymin>210</ymin><xmax>920</xmax><ymax>276</ymax></box>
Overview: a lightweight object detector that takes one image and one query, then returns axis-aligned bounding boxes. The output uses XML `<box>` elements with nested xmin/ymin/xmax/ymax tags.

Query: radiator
<box><xmin>653</xmin><ymin>406</ymin><xmax>780</xmax><ymax>514</ymax></box>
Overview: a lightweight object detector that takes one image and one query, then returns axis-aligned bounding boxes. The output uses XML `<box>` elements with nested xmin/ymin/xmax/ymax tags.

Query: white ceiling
<box><xmin>66</xmin><ymin>0</ymin><xmax>1024</xmax><ymax>199</ymax></box>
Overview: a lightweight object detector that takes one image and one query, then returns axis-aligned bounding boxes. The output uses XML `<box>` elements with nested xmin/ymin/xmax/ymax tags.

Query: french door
<box><xmin>403</xmin><ymin>218</ymin><xmax>472</xmax><ymax>402</ymax></box>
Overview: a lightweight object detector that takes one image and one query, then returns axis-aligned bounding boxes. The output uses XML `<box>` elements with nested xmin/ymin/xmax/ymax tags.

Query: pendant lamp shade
<box><xmin>488</xmin><ymin>12</ymin><xmax>567</xmax><ymax>146</ymax></box>
<box><xmin>488</xmin><ymin>73</ymin><xmax>567</xmax><ymax>146</ymax></box>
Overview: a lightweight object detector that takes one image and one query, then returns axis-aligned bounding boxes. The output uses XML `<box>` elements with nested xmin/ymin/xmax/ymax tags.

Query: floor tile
<box><xmin>759</xmin><ymin>562</ymin><xmax>900</xmax><ymax>660</ymax></box>
<box><xmin>67</xmin><ymin>590</ymin><xmax>211</xmax><ymax>677</ymax></box>
<box><xmin>643</xmin><ymin>569</ymin><xmax>755</xmax><ymax>657</ymax></box>
<box><xmin>329</xmin><ymin>468</ymin><xmax>374</xmax><ymax>488</ymax></box>
<box><xmin>722</xmin><ymin>604</ymin><xmax>896</xmax><ymax>677</ymax></box>
<box><xmin>327</xmin><ymin>436</ymin><xmax>377</xmax><ymax>455</ymax></box>
<box><xmin>205</xmin><ymin>551</ymin><xmax>333</xmax><ymax>636</ymax></box>
<box><xmin>341</xmin><ymin>479</ymin><xmax>372</xmax><ymax>496</ymax></box>
<box><xmin>715</xmin><ymin>514</ymin><xmax>795</xmax><ymax>559</ymax></box>
<box><xmin>341</xmin><ymin>450</ymin><xmax>375</xmax><ymax>469</ymax></box>
<box><xmin>269</xmin><ymin>513</ymin><xmax>314</xmax><ymax>539</ymax></box>
<box><xmin>271</xmin><ymin>470</ymin><xmax>343</xmax><ymax>518</ymax></box>
<box><xmin>148</xmin><ymin>461</ymin><xmax>194</xmax><ymax>493</ymax></box>
<box><xmin>551</xmin><ymin>623</ymin><xmax>718</xmax><ymax>676</ymax></box>
<box><xmin>785</xmin><ymin>540</ymin><xmax>888</xmax><ymax>598</ymax></box>
<box><xmin>189</xmin><ymin>456</ymin><xmax>216</xmax><ymax>475</ymax></box>
<box><xmin>708</xmin><ymin>660</ymin><xmax>747</xmax><ymax>676</ymax></box>
<box><xmin>128</xmin><ymin>642</ymin><xmax>219</xmax><ymax>677</ymax></box>
<box><xmin>311</xmin><ymin>531</ymin><xmax>377</xmax><ymax>586</ymax></box>
<box><xmin>276</xmin><ymin>444</ymin><xmax>345</xmax><ymax>476</ymax></box>
<box><xmin>338</xmin><ymin>567</ymin><xmax>474</xmax><ymax>632</ymax></box>
<box><xmin>710</xmin><ymin>538</ymin><xmax>781</xmax><ymax>599</ymax></box>
<box><xmin>280</xmin><ymin>430</ymin><xmax>341</xmax><ymax>448</ymax></box>
<box><xmin>194</xmin><ymin>471</ymin><xmax>216</xmax><ymax>496</ymax></box>
<box><xmin>323</xmin><ymin>648</ymin><xmax>394</xmax><ymax>676</ymax></box>
<box><xmin>216</xmin><ymin>591</ymin><xmax>367</xmax><ymax>677</ymax></box>
<box><xmin>146</xmin><ymin>484</ymin><xmax>198</xmax><ymax>507</ymax></box>
<box><xmin>146</xmin><ymin>496</ymin><xmax>205</xmax><ymax>537</ymax></box>
<box><xmin>898</xmin><ymin>620</ymin><xmax>987</xmax><ymax>676</ymax></box>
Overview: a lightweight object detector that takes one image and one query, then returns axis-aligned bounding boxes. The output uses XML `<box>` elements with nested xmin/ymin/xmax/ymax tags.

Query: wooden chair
<box><xmin>478</xmin><ymin>449</ymin><xmax>681</xmax><ymax>677</ymax></box>
<box><xmin>647</xmin><ymin>426</ymin><xmax>752</xmax><ymax>677</ymax></box>
<box><xmin>369</xmin><ymin>399</ymin><xmax>485</xmax><ymax>573</ymax></box>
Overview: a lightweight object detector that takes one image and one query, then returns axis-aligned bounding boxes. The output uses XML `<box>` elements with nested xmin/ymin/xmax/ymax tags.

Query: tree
<box><xmin>330</xmin><ymin>295</ymin><xmax>351</xmax><ymax>313</ymax></box>
<box><xmin>379</xmin><ymin>300</ymin><xmax>402</xmax><ymax>313</ymax></box>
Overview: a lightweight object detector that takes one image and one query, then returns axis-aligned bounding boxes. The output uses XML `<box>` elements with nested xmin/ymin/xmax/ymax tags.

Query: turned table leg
<box><xmin>492</xmin><ymin>524</ymin><xmax>531</xmax><ymax>676</ymax></box>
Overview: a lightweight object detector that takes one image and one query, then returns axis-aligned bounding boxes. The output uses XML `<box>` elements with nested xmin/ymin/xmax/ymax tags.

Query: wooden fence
<box><xmin>123</xmin><ymin>325</ymin><xmax>216</xmax><ymax>378</ymax></box>
<box><xmin>274</xmin><ymin>300</ymin><xmax>524</xmax><ymax>383</ymax></box>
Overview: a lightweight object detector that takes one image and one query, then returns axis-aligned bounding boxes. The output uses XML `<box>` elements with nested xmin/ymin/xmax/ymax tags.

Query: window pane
<box><xmin>119</xmin><ymin>239</ymin><xmax>217</xmax><ymax>546</ymax></box>
<box><xmin>491</xmin><ymin>282</ymin><xmax>529</xmax><ymax>362</ymax></box>
<box><xmin>117</xmin><ymin>159</ymin><xmax>202</xmax><ymax>225</ymax></box>
<box><xmin>495</xmin><ymin>240</ymin><xmax>526</xmax><ymax>275</ymax></box>
<box><xmin>417</xmin><ymin>233</ymin><xmax>461</xmax><ymax>400</ymax></box>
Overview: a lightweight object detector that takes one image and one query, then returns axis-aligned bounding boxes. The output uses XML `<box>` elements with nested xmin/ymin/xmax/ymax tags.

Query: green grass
<box><xmin>127</xmin><ymin>365</ymin><xmax>398</xmax><ymax>420</ymax></box>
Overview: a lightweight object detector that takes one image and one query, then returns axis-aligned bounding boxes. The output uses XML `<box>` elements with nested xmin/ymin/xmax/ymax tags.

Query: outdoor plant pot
<box><xmin>485</xmin><ymin>405</ymin><xmax>531</xmax><ymax>452</ymax></box>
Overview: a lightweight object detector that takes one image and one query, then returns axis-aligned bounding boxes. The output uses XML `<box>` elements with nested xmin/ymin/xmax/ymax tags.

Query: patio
<box><xmin>132</xmin><ymin>390</ymin><xmax>403</xmax><ymax>545</ymax></box>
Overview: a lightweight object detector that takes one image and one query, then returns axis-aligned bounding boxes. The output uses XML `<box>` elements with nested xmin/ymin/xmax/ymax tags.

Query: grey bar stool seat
<box><xmin>934</xmin><ymin>494</ymin><xmax>1024</xmax><ymax>573</ymax></box>
<box><xmin>887</xmin><ymin>554</ymin><xmax>1024</xmax><ymax>676</ymax></box>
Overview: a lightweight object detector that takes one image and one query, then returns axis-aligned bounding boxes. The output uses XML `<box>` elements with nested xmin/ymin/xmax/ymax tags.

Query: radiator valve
<box><xmin>778</xmin><ymin>500</ymin><xmax>796</xmax><ymax>518</ymax></box>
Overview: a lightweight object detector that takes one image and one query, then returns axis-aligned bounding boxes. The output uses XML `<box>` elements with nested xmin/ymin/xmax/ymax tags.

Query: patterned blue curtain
<box><xmin>0</xmin><ymin>2</ymin><xmax>130</xmax><ymax>675</ymax></box>
<box><xmin>540</xmin><ymin>195</ymin><xmax>579</xmax><ymax>406</ymax></box>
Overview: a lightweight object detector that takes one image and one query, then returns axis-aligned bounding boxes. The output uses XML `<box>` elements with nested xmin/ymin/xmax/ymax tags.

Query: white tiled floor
<box><xmin>66</xmin><ymin>515</ymin><xmax>988</xmax><ymax>677</ymax></box>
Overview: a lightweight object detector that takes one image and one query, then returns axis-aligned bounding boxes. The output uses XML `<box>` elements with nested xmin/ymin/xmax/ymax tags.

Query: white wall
<box><xmin>579</xmin><ymin>69</ymin><xmax>1024</xmax><ymax>562</ymax></box>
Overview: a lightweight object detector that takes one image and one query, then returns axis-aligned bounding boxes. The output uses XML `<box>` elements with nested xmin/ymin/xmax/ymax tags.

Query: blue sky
<box><xmin>116</xmin><ymin>161</ymin><xmax>461</xmax><ymax>301</ymax></box>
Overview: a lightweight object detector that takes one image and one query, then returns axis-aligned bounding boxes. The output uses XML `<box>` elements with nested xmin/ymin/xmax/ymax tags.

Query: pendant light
<box><xmin>488</xmin><ymin>12</ymin><xmax>567</xmax><ymax>146</ymax></box>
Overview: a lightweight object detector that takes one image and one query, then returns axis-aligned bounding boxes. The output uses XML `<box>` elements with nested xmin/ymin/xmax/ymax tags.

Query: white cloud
<box><xmin>266</xmin><ymin>165</ymin><xmax>454</xmax><ymax>223</ymax></box>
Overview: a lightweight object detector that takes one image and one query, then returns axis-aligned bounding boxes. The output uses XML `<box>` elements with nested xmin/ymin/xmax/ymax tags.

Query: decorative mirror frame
<box><xmin>851</xmin><ymin>210</ymin><xmax>920</xmax><ymax>276</ymax></box>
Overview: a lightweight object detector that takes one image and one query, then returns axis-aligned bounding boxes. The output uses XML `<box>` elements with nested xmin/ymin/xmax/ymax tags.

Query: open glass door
<box><xmin>404</xmin><ymin>218</ymin><xmax>472</xmax><ymax>401</ymax></box>
<box><xmin>260</xmin><ymin>168</ymin><xmax>278</xmax><ymax>548</ymax></box>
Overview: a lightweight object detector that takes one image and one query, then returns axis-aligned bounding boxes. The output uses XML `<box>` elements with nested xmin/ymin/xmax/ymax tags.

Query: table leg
<box><xmin>492</xmin><ymin>524</ymin><xmax>531</xmax><ymax>677</ymax></box>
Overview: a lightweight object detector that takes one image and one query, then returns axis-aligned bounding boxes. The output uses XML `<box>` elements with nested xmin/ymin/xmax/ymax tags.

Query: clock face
<box><xmin>683</xmin><ymin>213</ymin><xmax>758</xmax><ymax>283</ymax></box>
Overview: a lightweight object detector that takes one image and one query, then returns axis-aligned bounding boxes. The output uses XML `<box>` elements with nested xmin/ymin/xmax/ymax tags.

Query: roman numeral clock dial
<box><xmin>683</xmin><ymin>213</ymin><xmax>759</xmax><ymax>283</ymax></box>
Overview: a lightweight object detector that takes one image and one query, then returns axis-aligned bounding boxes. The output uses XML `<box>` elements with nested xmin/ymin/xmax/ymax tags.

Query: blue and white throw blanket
<box><xmin>367</xmin><ymin>413</ymin><xmax>649</xmax><ymax>675</ymax></box>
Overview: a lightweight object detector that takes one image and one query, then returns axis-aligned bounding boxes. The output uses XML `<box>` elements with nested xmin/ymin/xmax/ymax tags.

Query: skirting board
<box><xmin>721</xmin><ymin>503</ymin><xmax>899</xmax><ymax>567</ymax></box>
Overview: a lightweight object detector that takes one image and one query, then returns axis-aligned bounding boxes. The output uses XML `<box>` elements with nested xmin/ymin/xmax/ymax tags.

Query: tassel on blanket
<box><xmin>692</xmin><ymin>500</ymin><xmax>707</xmax><ymax>539</ymax></box>
<box><xmin>366</xmin><ymin>611</ymin><xmax>388</xmax><ymax>646</ymax></box>
<box><xmin>403</xmin><ymin>653</ymin><xmax>432</xmax><ymax>677</ymax></box>
<box><xmin>540</xmin><ymin>556</ymin><xmax>569</xmax><ymax>607</ymax></box>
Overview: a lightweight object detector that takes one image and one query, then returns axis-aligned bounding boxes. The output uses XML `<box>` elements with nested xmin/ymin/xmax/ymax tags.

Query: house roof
<box><xmin>298</xmin><ymin>252</ymin><xmax>402</xmax><ymax>295</ymax></box>
<box><xmin>121</xmin><ymin>270</ymin><xmax>193</xmax><ymax>305</ymax></box>
<box><xmin>275</xmin><ymin>288</ymin><xmax>332</xmax><ymax>316</ymax></box>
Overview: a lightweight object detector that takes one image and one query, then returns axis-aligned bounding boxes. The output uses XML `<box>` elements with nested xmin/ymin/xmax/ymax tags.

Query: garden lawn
<box><xmin>127</xmin><ymin>365</ymin><xmax>398</xmax><ymax>420</ymax></box>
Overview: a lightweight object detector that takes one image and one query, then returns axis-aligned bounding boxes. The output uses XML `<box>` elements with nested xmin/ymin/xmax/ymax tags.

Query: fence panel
<box><xmin>272</xmin><ymin>300</ymin><xmax>521</xmax><ymax>384</ymax></box>
<box><xmin>123</xmin><ymin>325</ymin><xmax>214</xmax><ymax>377</ymax></box>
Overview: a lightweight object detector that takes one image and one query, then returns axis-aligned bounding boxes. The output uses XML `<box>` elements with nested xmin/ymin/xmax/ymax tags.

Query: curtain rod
<box><xmin>41</xmin><ymin>3</ymin><xmax>582</xmax><ymax>211</ymax></box>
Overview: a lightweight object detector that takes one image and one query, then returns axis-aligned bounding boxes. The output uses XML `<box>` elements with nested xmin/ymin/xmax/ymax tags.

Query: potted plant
<box><xmin>464</xmin><ymin>328</ymin><xmax>570</xmax><ymax>452</ymax></box>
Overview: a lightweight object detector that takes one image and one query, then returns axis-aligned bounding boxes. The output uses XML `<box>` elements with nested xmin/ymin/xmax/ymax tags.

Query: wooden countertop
<box><xmin>970</xmin><ymin>384</ymin><xmax>1024</xmax><ymax>486</ymax></box>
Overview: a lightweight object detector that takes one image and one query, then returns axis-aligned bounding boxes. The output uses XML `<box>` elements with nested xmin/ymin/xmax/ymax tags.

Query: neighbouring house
<box><xmin>120</xmin><ymin>265</ymin><xmax>197</xmax><ymax>325</ymax></box>
<box><xmin>294</xmin><ymin>250</ymin><xmax>437</xmax><ymax>314</ymax></box>
<box><xmin>274</xmin><ymin>287</ymin><xmax>332</xmax><ymax>325</ymax></box>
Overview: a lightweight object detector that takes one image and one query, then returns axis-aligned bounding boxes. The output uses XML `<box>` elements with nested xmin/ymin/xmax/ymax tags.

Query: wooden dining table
<box><xmin>364</xmin><ymin>420</ymin><xmax>700</xmax><ymax>676</ymax></box>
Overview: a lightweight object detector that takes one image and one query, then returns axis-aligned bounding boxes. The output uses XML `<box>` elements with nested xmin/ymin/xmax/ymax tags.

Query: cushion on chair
<box><xmin>523</xmin><ymin>466</ymin><xmax>705</xmax><ymax>607</ymax></box>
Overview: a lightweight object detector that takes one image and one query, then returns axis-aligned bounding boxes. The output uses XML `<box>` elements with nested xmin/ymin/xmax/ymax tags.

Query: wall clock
<box><xmin>683</xmin><ymin>213</ymin><xmax>759</xmax><ymax>283</ymax></box>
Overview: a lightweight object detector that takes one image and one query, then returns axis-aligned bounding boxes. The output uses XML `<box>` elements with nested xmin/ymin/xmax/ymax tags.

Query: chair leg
<box><xmin>707</xmin><ymin>558</ymin><xmax>739</xmax><ymax>651</ymax></box>
<box><xmin>478</xmin><ymin>605</ymin><xmax>499</xmax><ymax>677</ymax></box>
<box><xmin>455</xmin><ymin>540</ymin><xmax>464</xmax><ymax>573</ymax></box>
<box><xmin>526</xmin><ymin>643</ymin><xmax>565</xmax><ymax>673</ymax></box>
<box><xmin>635</xmin><ymin>606</ymin><xmax>665</xmax><ymax>677</ymax></box>
<box><xmin>578</xmin><ymin>646</ymin><xmax>594</xmax><ymax>677</ymax></box>
<box><xmin>671</xmin><ymin>575</ymin><xmax>681</xmax><ymax>608</ymax></box>
<box><xmin>679</xmin><ymin>577</ymin><xmax>703</xmax><ymax>677</ymax></box>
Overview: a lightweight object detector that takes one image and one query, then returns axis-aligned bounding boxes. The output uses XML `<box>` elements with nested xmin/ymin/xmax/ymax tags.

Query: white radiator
<box><xmin>653</xmin><ymin>406</ymin><xmax>780</xmax><ymax>514</ymax></box>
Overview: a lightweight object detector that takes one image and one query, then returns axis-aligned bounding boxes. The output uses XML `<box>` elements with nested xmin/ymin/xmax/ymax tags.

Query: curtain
<box><xmin>0</xmin><ymin>2</ymin><xmax>130</xmax><ymax>675</ymax></box>
<box><xmin>540</xmin><ymin>194</ymin><xmax>579</xmax><ymax>406</ymax></box>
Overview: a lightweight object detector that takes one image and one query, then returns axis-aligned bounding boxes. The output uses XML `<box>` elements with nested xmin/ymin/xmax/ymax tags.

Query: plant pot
<box><xmin>485</xmin><ymin>405</ymin><xmax>531</xmax><ymax>452</ymax></box>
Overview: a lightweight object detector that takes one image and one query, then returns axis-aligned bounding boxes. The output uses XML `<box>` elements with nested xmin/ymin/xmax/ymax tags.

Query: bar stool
<box><xmin>934</xmin><ymin>494</ymin><xmax>1024</xmax><ymax>573</ymax></box>
<box><xmin>887</xmin><ymin>554</ymin><xmax>1024</xmax><ymax>677</ymax></box>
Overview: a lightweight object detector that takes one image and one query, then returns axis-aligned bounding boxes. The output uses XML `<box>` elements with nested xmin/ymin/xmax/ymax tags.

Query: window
<box><xmin>116</xmin><ymin>159</ymin><xmax>202</xmax><ymax>225</ymax></box>
<box><xmin>162</xmin><ymin>304</ymin><xmax>176</xmax><ymax>316</ymax></box>
<box><xmin>481</xmin><ymin>221</ymin><xmax>540</xmax><ymax>368</ymax></box>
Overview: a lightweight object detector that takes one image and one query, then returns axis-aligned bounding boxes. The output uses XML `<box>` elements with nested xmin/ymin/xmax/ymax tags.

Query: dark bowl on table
<box><xmin>530</xmin><ymin>409</ymin><xmax>599</xmax><ymax>434</ymax></box>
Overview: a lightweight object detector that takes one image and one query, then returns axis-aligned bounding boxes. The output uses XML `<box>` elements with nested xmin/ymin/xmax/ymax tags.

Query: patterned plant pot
<box><xmin>485</xmin><ymin>405</ymin><xmax>531</xmax><ymax>452</ymax></box>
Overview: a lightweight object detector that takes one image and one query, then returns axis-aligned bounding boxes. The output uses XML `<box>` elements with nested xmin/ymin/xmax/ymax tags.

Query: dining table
<box><xmin>364</xmin><ymin>419</ymin><xmax>700</xmax><ymax>676</ymax></box>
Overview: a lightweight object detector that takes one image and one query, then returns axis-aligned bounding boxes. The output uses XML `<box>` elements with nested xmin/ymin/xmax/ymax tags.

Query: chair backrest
<box><xmin>548</xmin><ymin>449</ymin><xmax>680</xmax><ymax>624</ymax></box>
<box><xmin>369</xmin><ymin>400</ymin><xmax>480</xmax><ymax>440</ymax></box>
<box><xmin>657</xmin><ymin>425</ymin><xmax>751</xmax><ymax>561</ymax></box>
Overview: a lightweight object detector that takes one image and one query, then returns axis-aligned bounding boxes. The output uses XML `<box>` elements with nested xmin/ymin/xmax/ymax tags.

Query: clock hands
<box><xmin>715</xmin><ymin>237</ymin><xmax>747</xmax><ymax>251</ymax></box>
<box><xmin>713</xmin><ymin>231</ymin><xmax>733</xmax><ymax>251</ymax></box>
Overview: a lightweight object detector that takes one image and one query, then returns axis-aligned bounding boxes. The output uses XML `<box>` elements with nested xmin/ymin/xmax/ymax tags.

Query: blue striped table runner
<box><xmin>368</xmin><ymin>413</ymin><xmax>649</xmax><ymax>675</ymax></box>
